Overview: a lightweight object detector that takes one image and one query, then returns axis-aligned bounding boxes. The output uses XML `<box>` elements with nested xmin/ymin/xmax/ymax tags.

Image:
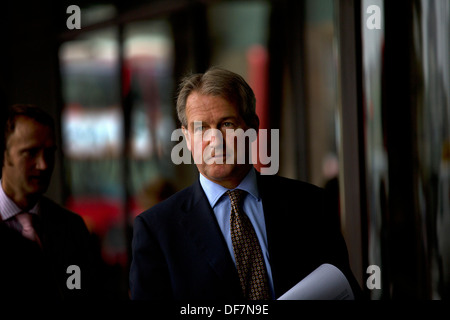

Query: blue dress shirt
<box><xmin>199</xmin><ymin>168</ymin><xmax>274</xmax><ymax>298</ymax></box>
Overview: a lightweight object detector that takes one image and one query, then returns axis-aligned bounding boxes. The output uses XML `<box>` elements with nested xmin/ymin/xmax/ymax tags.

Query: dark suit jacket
<box><xmin>0</xmin><ymin>196</ymin><xmax>97</xmax><ymax>300</ymax></box>
<box><xmin>129</xmin><ymin>173</ymin><xmax>363</xmax><ymax>300</ymax></box>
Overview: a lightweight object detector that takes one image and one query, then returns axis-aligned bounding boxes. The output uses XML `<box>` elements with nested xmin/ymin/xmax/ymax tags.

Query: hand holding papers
<box><xmin>277</xmin><ymin>264</ymin><xmax>354</xmax><ymax>300</ymax></box>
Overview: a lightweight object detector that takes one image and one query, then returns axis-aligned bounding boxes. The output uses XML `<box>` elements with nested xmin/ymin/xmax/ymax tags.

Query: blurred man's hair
<box><xmin>1</xmin><ymin>104</ymin><xmax>55</xmax><ymax>169</ymax></box>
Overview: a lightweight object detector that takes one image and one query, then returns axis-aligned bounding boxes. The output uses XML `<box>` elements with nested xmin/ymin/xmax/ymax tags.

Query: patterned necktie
<box><xmin>16</xmin><ymin>212</ymin><xmax>42</xmax><ymax>247</ymax></box>
<box><xmin>227</xmin><ymin>189</ymin><xmax>270</xmax><ymax>300</ymax></box>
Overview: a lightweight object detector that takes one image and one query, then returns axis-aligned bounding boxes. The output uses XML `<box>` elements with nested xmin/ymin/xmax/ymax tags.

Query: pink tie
<box><xmin>16</xmin><ymin>213</ymin><xmax>42</xmax><ymax>247</ymax></box>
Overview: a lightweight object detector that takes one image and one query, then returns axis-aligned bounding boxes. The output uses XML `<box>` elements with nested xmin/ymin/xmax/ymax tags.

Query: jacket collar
<box><xmin>179</xmin><ymin>178</ymin><xmax>242</xmax><ymax>296</ymax></box>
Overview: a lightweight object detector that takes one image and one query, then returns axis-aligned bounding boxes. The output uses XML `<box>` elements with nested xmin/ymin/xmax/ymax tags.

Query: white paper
<box><xmin>277</xmin><ymin>263</ymin><xmax>354</xmax><ymax>300</ymax></box>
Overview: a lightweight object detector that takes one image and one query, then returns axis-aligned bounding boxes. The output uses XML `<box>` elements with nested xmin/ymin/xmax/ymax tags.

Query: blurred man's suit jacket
<box><xmin>0</xmin><ymin>197</ymin><xmax>96</xmax><ymax>300</ymax></box>
<box><xmin>130</xmin><ymin>173</ymin><xmax>363</xmax><ymax>300</ymax></box>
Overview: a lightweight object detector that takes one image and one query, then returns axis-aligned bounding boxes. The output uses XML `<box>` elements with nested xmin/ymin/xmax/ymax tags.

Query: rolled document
<box><xmin>277</xmin><ymin>263</ymin><xmax>354</xmax><ymax>300</ymax></box>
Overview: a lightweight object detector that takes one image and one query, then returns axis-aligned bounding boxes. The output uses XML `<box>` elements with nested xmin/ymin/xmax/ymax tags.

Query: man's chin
<box><xmin>201</xmin><ymin>163</ymin><xmax>251</xmax><ymax>183</ymax></box>
<box><xmin>28</xmin><ymin>181</ymin><xmax>50</xmax><ymax>194</ymax></box>
<box><xmin>201</xmin><ymin>163</ymin><xmax>234</xmax><ymax>178</ymax></box>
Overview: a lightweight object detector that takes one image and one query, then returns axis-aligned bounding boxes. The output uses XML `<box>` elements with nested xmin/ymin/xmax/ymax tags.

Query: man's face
<box><xmin>182</xmin><ymin>92</ymin><xmax>255</xmax><ymax>188</ymax></box>
<box><xmin>2</xmin><ymin>116</ymin><xmax>56</xmax><ymax>201</ymax></box>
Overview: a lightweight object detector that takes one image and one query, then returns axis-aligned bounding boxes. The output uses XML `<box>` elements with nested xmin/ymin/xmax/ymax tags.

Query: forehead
<box><xmin>7</xmin><ymin>116</ymin><xmax>55</xmax><ymax>146</ymax></box>
<box><xmin>185</xmin><ymin>92</ymin><xmax>240</xmax><ymax>122</ymax></box>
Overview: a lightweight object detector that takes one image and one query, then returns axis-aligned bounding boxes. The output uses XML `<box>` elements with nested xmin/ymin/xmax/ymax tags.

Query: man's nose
<box><xmin>35</xmin><ymin>152</ymin><xmax>52</xmax><ymax>170</ymax></box>
<box><xmin>205</xmin><ymin>128</ymin><xmax>223</xmax><ymax>147</ymax></box>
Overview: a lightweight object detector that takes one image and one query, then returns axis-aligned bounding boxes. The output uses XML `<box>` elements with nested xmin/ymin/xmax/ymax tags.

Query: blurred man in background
<box><xmin>0</xmin><ymin>104</ymin><xmax>98</xmax><ymax>300</ymax></box>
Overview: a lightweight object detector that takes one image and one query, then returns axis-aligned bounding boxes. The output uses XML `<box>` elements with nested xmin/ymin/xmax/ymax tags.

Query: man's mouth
<box><xmin>30</xmin><ymin>175</ymin><xmax>49</xmax><ymax>182</ymax></box>
<box><xmin>205</xmin><ymin>152</ymin><xmax>231</xmax><ymax>163</ymax></box>
<box><xmin>211</xmin><ymin>153</ymin><xmax>226</xmax><ymax>158</ymax></box>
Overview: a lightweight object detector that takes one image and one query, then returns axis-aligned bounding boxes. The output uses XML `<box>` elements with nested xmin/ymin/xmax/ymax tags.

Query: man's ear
<box><xmin>182</xmin><ymin>126</ymin><xmax>192</xmax><ymax>152</ymax></box>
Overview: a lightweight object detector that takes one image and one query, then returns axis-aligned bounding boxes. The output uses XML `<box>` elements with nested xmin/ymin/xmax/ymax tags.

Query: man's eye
<box><xmin>194</xmin><ymin>126</ymin><xmax>205</xmax><ymax>133</ymax></box>
<box><xmin>222</xmin><ymin>122</ymin><xmax>234</xmax><ymax>128</ymax></box>
<box><xmin>22</xmin><ymin>149</ymin><xmax>38</xmax><ymax>157</ymax></box>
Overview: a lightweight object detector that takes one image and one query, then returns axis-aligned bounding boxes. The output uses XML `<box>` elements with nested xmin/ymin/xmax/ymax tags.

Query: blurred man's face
<box><xmin>2</xmin><ymin>116</ymin><xmax>56</xmax><ymax>206</ymax></box>
<box><xmin>182</xmin><ymin>92</ymin><xmax>255</xmax><ymax>189</ymax></box>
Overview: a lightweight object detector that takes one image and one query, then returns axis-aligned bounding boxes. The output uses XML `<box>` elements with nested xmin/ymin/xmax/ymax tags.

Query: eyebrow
<box><xmin>189</xmin><ymin>116</ymin><xmax>240</xmax><ymax>127</ymax></box>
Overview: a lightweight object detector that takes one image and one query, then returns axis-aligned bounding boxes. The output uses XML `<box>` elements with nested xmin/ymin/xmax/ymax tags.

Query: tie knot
<box><xmin>16</xmin><ymin>212</ymin><xmax>34</xmax><ymax>230</ymax></box>
<box><xmin>15</xmin><ymin>212</ymin><xmax>42</xmax><ymax>246</ymax></box>
<box><xmin>226</xmin><ymin>189</ymin><xmax>245</xmax><ymax>206</ymax></box>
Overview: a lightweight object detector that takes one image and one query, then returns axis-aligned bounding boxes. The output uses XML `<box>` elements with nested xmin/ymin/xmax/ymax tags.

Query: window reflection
<box><xmin>62</xmin><ymin>107</ymin><xmax>122</xmax><ymax>158</ymax></box>
<box><xmin>361</xmin><ymin>0</ymin><xmax>450</xmax><ymax>299</ymax></box>
<box><xmin>123</xmin><ymin>19</ymin><xmax>177</xmax><ymax>218</ymax></box>
<box><xmin>414</xmin><ymin>0</ymin><xmax>450</xmax><ymax>299</ymax></box>
<box><xmin>59</xmin><ymin>28</ymin><xmax>127</xmax><ymax>268</ymax></box>
<box><xmin>208</xmin><ymin>1</ymin><xmax>270</xmax><ymax>71</ymax></box>
<box><xmin>361</xmin><ymin>0</ymin><xmax>387</xmax><ymax>300</ymax></box>
<box><xmin>59</xmin><ymin>18</ymin><xmax>178</xmax><ymax>297</ymax></box>
<box><xmin>303</xmin><ymin>0</ymin><xmax>340</xmax><ymax>189</ymax></box>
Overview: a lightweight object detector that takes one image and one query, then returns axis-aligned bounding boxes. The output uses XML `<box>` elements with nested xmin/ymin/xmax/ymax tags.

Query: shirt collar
<box><xmin>0</xmin><ymin>180</ymin><xmax>40</xmax><ymax>221</ymax></box>
<box><xmin>199</xmin><ymin>167</ymin><xmax>260</xmax><ymax>208</ymax></box>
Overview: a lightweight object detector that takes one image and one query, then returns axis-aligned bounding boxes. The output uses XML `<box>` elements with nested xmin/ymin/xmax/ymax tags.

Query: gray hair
<box><xmin>176</xmin><ymin>67</ymin><xmax>258</xmax><ymax>129</ymax></box>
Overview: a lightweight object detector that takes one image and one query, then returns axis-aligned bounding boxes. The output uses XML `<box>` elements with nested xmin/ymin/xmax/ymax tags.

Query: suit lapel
<box><xmin>39</xmin><ymin>197</ymin><xmax>71</xmax><ymax>263</ymax></box>
<box><xmin>257</xmin><ymin>174</ymin><xmax>280</xmax><ymax>293</ymax></box>
<box><xmin>257</xmin><ymin>174</ymin><xmax>316</xmax><ymax>298</ymax></box>
<box><xmin>180</xmin><ymin>179</ymin><xmax>240</xmax><ymax>289</ymax></box>
<box><xmin>257</xmin><ymin>174</ymin><xmax>295</xmax><ymax>298</ymax></box>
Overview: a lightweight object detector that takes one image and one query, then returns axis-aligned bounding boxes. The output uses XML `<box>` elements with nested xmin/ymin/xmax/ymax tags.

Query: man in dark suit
<box><xmin>0</xmin><ymin>104</ymin><xmax>97</xmax><ymax>300</ymax></box>
<box><xmin>129</xmin><ymin>67</ymin><xmax>363</xmax><ymax>300</ymax></box>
